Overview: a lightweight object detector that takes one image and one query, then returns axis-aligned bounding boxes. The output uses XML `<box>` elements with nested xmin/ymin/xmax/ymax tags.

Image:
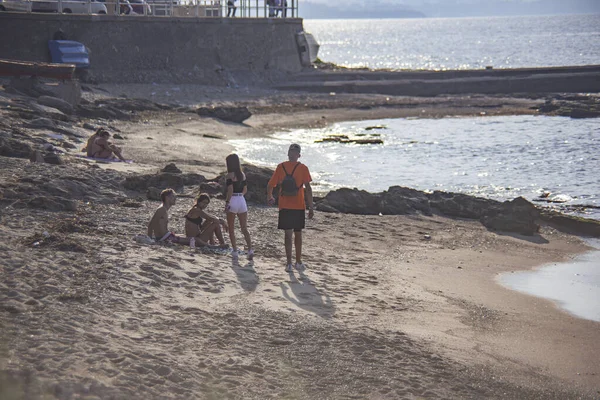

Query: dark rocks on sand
<box><xmin>316</xmin><ymin>134</ymin><xmax>384</xmax><ymax>145</ymax></box>
<box><xmin>317</xmin><ymin>187</ymin><xmax>540</xmax><ymax>235</ymax></box>
<box><xmin>38</xmin><ymin>96</ymin><xmax>74</xmax><ymax>115</ymax></box>
<box><xmin>77</xmin><ymin>104</ymin><xmax>130</xmax><ymax>120</ymax></box>
<box><xmin>146</xmin><ymin>187</ymin><xmax>162</xmax><ymax>201</ymax></box>
<box><xmin>428</xmin><ymin>191</ymin><xmax>495</xmax><ymax>219</ymax></box>
<box><xmin>27</xmin><ymin>196</ymin><xmax>77</xmax><ymax>212</ymax></box>
<box><xmin>197</xmin><ymin>106</ymin><xmax>252</xmax><ymax>124</ymax></box>
<box><xmin>162</xmin><ymin>163</ymin><xmax>182</xmax><ymax>174</ymax></box>
<box><xmin>0</xmin><ymin>137</ymin><xmax>33</xmax><ymax>159</ymax></box>
<box><xmin>539</xmin><ymin>210</ymin><xmax>600</xmax><ymax>237</ymax></box>
<box><xmin>124</xmin><ymin>171</ymin><xmax>206</xmax><ymax>195</ymax></box>
<box><xmin>316</xmin><ymin>186</ymin><xmax>431</xmax><ymax>216</ymax></box>
<box><xmin>480</xmin><ymin>197</ymin><xmax>540</xmax><ymax>235</ymax></box>
<box><xmin>124</xmin><ymin>173</ymin><xmax>185</xmax><ymax>193</ymax></box>
<box><xmin>364</xmin><ymin>125</ymin><xmax>387</xmax><ymax>131</ymax></box>
<box><xmin>24</xmin><ymin>117</ymin><xmax>56</xmax><ymax>130</ymax></box>
<box><xmin>199</xmin><ymin>181</ymin><xmax>223</xmax><ymax>195</ymax></box>
<box><xmin>42</xmin><ymin>153</ymin><xmax>63</xmax><ymax>165</ymax></box>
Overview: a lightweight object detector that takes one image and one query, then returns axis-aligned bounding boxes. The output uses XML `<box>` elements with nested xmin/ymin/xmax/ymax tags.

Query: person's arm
<box><xmin>199</xmin><ymin>209</ymin><xmax>224</xmax><ymax>225</ymax></box>
<box><xmin>147</xmin><ymin>213</ymin><xmax>155</xmax><ymax>237</ymax></box>
<box><xmin>225</xmin><ymin>179</ymin><xmax>233</xmax><ymax>212</ymax></box>
<box><xmin>266</xmin><ymin>166</ymin><xmax>280</xmax><ymax>205</ymax></box>
<box><xmin>305</xmin><ymin>182</ymin><xmax>314</xmax><ymax>219</ymax></box>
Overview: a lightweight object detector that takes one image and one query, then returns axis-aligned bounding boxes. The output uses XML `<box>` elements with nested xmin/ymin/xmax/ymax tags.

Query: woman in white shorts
<box><xmin>225</xmin><ymin>154</ymin><xmax>254</xmax><ymax>261</ymax></box>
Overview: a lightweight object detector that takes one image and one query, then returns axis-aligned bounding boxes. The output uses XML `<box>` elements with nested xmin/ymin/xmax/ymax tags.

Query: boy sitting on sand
<box><xmin>148</xmin><ymin>188</ymin><xmax>193</xmax><ymax>246</ymax></box>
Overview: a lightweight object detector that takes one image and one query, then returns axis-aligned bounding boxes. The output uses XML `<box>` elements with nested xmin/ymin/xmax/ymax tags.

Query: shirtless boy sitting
<box><xmin>89</xmin><ymin>129</ymin><xmax>126</xmax><ymax>161</ymax></box>
<box><xmin>148</xmin><ymin>188</ymin><xmax>192</xmax><ymax>245</ymax></box>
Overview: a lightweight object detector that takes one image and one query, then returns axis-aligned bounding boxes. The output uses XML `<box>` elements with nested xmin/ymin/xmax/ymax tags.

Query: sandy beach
<box><xmin>1</xmin><ymin>82</ymin><xmax>599</xmax><ymax>399</ymax></box>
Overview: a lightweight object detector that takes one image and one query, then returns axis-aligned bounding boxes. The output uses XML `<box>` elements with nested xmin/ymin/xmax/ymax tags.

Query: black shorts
<box><xmin>278</xmin><ymin>209</ymin><xmax>305</xmax><ymax>232</ymax></box>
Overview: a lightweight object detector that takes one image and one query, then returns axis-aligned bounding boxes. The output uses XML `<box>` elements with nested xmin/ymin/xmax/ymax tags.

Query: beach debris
<box><xmin>364</xmin><ymin>125</ymin><xmax>387</xmax><ymax>131</ymax></box>
<box><xmin>424</xmin><ymin>234</ymin><xmax>431</xmax><ymax>240</ymax></box>
<box><xmin>196</xmin><ymin>106</ymin><xmax>251</xmax><ymax>124</ymax></box>
<box><xmin>315</xmin><ymin>134</ymin><xmax>383</xmax><ymax>145</ymax></box>
<box><xmin>203</xmin><ymin>133</ymin><xmax>223</xmax><ymax>139</ymax></box>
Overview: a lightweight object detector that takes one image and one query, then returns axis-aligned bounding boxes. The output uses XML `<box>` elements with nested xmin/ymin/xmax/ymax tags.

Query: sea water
<box><xmin>304</xmin><ymin>14</ymin><xmax>600</xmax><ymax>70</ymax></box>
<box><xmin>498</xmin><ymin>239</ymin><xmax>600</xmax><ymax>322</ymax></box>
<box><xmin>230</xmin><ymin>115</ymin><xmax>600</xmax><ymax>220</ymax></box>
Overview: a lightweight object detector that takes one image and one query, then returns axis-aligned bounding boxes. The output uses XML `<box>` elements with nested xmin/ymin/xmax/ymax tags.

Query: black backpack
<box><xmin>280</xmin><ymin>163</ymin><xmax>300</xmax><ymax>196</ymax></box>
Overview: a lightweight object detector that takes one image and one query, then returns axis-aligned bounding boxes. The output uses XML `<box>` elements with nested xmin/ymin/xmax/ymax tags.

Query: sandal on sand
<box><xmin>294</xmin><ymin>262</ymin><xmax>306</xmax><ymax>272</ymax></box>
<box><xmin>285</xmin><ymin>263</ymin><xmax>294</xmax><ymax>272</ymax></box>
<box><xmin>247</xmin><ymin>249</ymin><xmax>254</xmax><ymax>261</ymax></box>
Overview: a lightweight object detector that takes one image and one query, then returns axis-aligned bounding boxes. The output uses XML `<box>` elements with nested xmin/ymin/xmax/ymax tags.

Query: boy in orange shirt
<box><xmin>267</xmin><ymin>144</ymin><xmax>314</xmax><ymax>272</ymax></box>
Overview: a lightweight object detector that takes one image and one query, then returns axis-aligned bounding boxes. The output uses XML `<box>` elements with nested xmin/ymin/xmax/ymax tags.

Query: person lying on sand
<box><xmin>89</xmin><ymin>129</ymin><xmax>126</xmax><ymax>161</ymax></box>
<box><xmin>185</xmin><ymin>193</ymin><xmax>228</xmax><ymax>248</ymax></box>
<box><xmin>148</xmin><ymin>188</ymin><xmax>192</xmax><ymax>246</ymax></box>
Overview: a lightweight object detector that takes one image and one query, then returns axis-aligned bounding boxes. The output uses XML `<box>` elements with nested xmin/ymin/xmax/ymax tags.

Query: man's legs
<box><xmin>284</xmin><ymin>229</ymin><xmax>294</xmax><ymax>265</ymax></box>
<box><xmin>294</xmin><ymin>230</ymin><xmax>302</xmax><ymax>264</ymax></box>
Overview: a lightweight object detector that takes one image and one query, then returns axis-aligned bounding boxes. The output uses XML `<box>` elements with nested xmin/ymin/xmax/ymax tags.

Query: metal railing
<box><xmin>0</xmin><ymin>0</ymin><xmax>297</xmax><ymax>17</ymax></box>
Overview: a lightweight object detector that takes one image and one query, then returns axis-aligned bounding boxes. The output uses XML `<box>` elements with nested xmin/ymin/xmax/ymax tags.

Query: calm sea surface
<box><xmin>498</xmin><ymin>239</ymin><xmax>600</xmax><ymax>322</ymax></box>
<box><xmin>231</xmin><ymin>115</ymin><xmax>600</xmax><ymax>219</ymax></box>
<box><xmin>303</xmin><ymin>14</ymin><xmax>600</xmax><ymax>70</ymax></box>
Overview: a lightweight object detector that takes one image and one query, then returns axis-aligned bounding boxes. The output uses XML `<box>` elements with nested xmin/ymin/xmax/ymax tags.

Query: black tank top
<box><xmin>226</xmin><ymin>179</ymin><xmax>247</xmax><ymax>193</ymax></box>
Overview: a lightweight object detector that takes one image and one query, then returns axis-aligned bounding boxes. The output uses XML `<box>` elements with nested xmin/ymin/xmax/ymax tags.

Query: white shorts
<box><xmin>228</xmin><ymin>194</ymin><xmax>248</xmax><ymax>214</ymax></box>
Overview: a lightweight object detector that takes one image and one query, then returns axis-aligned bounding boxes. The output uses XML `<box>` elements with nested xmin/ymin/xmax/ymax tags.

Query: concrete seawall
<box><xmin>0</xmin><ymin>13</ymin><xmax>304</xmax><ymax>84</ymax></box>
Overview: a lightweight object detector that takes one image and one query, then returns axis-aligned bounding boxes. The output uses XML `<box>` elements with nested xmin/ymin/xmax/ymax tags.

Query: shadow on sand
<box><xmin>280</xmin><ymin>270</ymin><xmax>334</xmax><ymax>319</ymax></box>
<box><xmin>230</xmin><ymin>258</ymin><xmax>259</xmax><ymax>292</ymax></box>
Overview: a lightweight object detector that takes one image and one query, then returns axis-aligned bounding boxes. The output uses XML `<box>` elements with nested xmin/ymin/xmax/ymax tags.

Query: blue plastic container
<box><xmin>48</xmin><ymin>40</ymin><xmax>90</xmax><ymax>69</ymax></box>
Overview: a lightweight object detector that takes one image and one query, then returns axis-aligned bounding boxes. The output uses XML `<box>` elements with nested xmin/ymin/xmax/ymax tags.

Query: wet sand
<box><xmin>1</xmin><ymin>84</ymin><xmax>599</xmax><ymax>399</ymax></box>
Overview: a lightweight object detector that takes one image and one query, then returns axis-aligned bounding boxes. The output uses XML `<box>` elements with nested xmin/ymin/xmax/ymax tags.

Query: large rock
<box><xmin>77</xmin><ymin>104</ymin><xmax>130</xmax><ymax>120</ymax></box>
<box><xmin>0</xmin><ymin>137</ymin><xmax>33</xmax><ymax>159</ymax></box>
<box><xmin>197</xmin><ymin>106</ymin><xmax>252</xmax><ymax>124</ymax></box>
<box><xmin>124</xmin><ymin>172</ymin><xmax>185</xmax><ymax>193</ymax></box>
<box><xmin>161</xmin><ymin>163</ymin><xmax>182</xmax><ymax>173</ymax></box>
<box><xmin>480</xmin><ymin>197</ymin><xmax>540</xmax><ymax>235</ymax></box>
<box><xmin>38</xmin><ymin>96</ymin><xmax>74</xmax><ymax>115</ymax></box>
<box><xmin>316</xmin><ymin>186</ymin><xmax>432</xmax><ymax>215</ymax></box>
<box><xmin>539</xmin><ymin>210</ymin><xmax>600</xmax><ymax>237</ymax></box>
<box><xmin>382</xmin><ymin>186</ymin><xmax>432</xmax><ymax>215</ymax></box>
<box><xmin>428</xmin><ymin>191</ymin><xmax>496</xmax><ymax>219</ymax></box>
<box><xmin>27</xmin><ymin>196</ymin><xmax>77</xmax><ymax>211</ymax></box>
<box><xmin>316</xmin><ymin>186</ymin><xmax>540</xmax><ymax>235</ymax></box>
<box><xmin>316</xmin><ymin>188</ymin><xmax>382</xmax><ymax>215</ymax></box>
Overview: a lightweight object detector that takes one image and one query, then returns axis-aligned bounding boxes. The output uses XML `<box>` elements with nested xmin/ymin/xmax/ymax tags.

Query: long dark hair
<box><xmin>226</xmin><ymin>154</ymin><xmax>244</xmax><ymax>182</ymax></box>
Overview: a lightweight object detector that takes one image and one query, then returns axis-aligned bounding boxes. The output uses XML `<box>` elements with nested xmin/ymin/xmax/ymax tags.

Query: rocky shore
<box><xmin>1</xmin><ymin>79</ymin><xmax>599</xmax><ymax>399</ymax></box>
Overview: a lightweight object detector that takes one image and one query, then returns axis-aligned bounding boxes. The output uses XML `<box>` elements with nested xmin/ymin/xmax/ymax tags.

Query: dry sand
<box><xmin>1</xmin><ymin>85</ymin><xmax>599</xmax><ymax>399</ymax></box>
